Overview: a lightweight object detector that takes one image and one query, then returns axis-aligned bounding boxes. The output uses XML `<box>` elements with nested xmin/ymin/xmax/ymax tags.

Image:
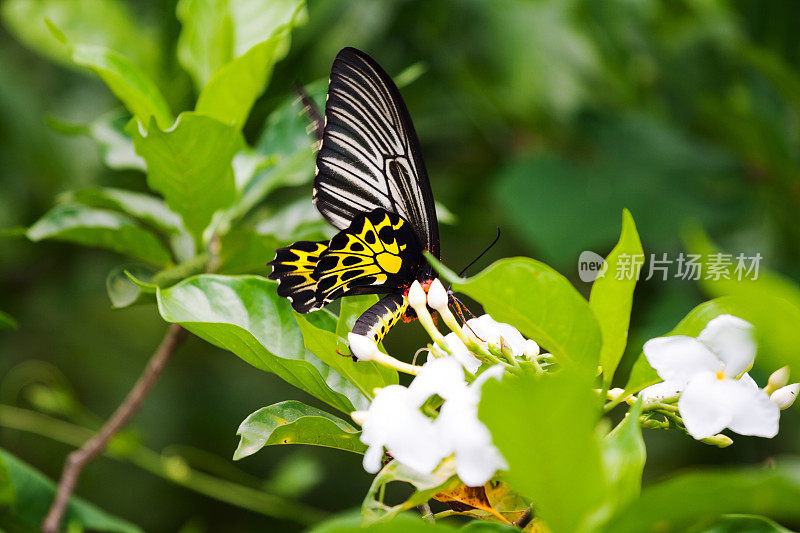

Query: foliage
<box><xmin>2</xmin><ymin>0</ymin><xmax>800</xmax><ymax>532</ymax></box>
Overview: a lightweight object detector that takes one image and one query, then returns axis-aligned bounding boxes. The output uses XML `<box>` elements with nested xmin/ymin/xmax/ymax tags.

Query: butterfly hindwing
<box><xmin>313</xmin><ymin>208</ymin><xmax>423</xmax><ymax>307</ymax></box>
<box><xmin>267</xmin><ymin>240</ymin><xmax>328</xmax><ymax>313</ymax></box>
<box><xmin>313</xmin><ymin>47</ymin><xmax>440</xmax><ymax>261</ymax></box>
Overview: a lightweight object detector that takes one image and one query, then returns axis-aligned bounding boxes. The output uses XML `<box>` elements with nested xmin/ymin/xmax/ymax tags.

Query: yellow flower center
<box><xmin>715</xmin><ymin>370</ymin><xmax>726</xmax><ymax>380</ymax></box>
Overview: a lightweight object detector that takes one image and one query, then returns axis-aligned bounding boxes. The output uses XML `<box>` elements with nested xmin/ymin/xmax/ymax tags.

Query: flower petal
<box><xmin>639</xmin><ymin>381</ymin><xmax>682</xmax><ymax>401</ymax></box>
<box><xmin>697</xmin><ymin>315</ymin><xmax>756</xmax><ymax>378</ymax></box>
<box><xmin>495</xmin><ymin>322</ymin><xmax>527</xmax><ymax>357</ymax></box>
<box><xmin>678</xmin><ymin>372</ymin><xmax>734</xmax><ymax>440</ymax></box>
<box><xmin>471</xmin><ymin>364</ymin><xmax>505</xmax><ymax>390</ymax></box>
<box><xmin>726</xmin><ymin>380</ymin><xmax>780</xmax><ymax>438</ymax></box>
<box><xmin>437</xmin><ymin>388</ymin><xmax>506</xmax><ymax>486</ymax></box>
<box><xmin>643</xmin><ymin>336</ymin><xmax>722</xmax><ymax>385</ymax></box>
<box><xmin>408</xmin><ymin>357</ymin><xmax>466</xmax><ymax>405</ymax></box>
<box><xmin>441</xmin><ymin>332</ymin><xmax>481</xmax><ymax>374</ymax></box>
<box><xmin>360</xmin><ymin>385</ymin><xmax>448</xmax><ymax>474</ymax></box>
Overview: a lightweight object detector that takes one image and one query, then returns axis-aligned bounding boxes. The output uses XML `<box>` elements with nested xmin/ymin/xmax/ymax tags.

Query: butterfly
<box><xmin>268</xmin><ymin>47</ymin><xmax>441</xmax><ymax>350</ymax></box>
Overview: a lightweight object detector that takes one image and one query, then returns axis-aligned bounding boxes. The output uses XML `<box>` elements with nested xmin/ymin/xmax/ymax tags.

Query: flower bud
<box><xmin>700</xmin><ymin>434</ymin><xmax>734</xmax><ymax>448</ymax></box>
<box><xmin>765</xmin><ymin>366</ymin><xmax>790</xmax><ymax>394</ymax></box>
<box><xmin>348</xmin><ymin>333</ymin><xmax>379</xmax><ymax>361</ymax></box>
<box><xmin>350</xmin><ymin>410</ymin><xmax>368</xmax><ymax>426</ymax></box>
<box><xmin>606</xmin><ymin>388</ymin><xmax>626</xmax><ymax>401</ymax></box>
<box><xmin>523</xmin><ymin>339</ymin><xmax>540</xmax><ymax>359</ymax></box>
<box><xmin>770</xmin><ymin>383</ymin><xmax>799</xmax><ymax>410</ymax></box>
<box><xmin>426</xmin><ymin>278</ymin><xmax>448</xmax><ymax>310</ymax></box>
<box><xmin>407</xmin><ymin>280</ymin><xmax>427</xmax><ymax>308</ymax></box>
<box><xmin>500</xmin><ymin>337</ymin><xmax>513</xmax><ymax>359</ymax></box>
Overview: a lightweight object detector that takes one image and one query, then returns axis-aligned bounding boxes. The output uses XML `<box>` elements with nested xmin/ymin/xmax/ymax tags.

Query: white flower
<box><xmin>463</xmin><ymin>315</ymin><xmax>527</xmax><ymax>358</ymax></box>
<box><xmin>436</xmin><ymin>365</ymin><xmax>507</xmax><ymax>486</ymax></box>
<box><xmin>357</xmin><ymin>357</ymin><xmax>506</xmax><ymax>486</ymax></box>
<box><xmin>641</xmin><ymin>314</ymin><xmax>779</xmax><ymax>440</ymax></box>
<box><xmin>430</xmin><ymin>332</ymin><xmax>482</xmax><ymax>374</ymax></box>
<box><xmin>359</xmin><ymin>384</ymin><xmax>446</xmax><ymax>475</ymax></box>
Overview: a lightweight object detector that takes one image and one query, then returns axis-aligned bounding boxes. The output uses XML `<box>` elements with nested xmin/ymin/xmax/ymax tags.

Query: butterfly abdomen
<box><xmin>268</xmin><ymin>241</ymin><xmax>328</xmax><ymax>313</ymax></box>
<box><xmin>351</xmin><ymin>293</ymin><xmax>409</xmax><ymax>347</ymax></box>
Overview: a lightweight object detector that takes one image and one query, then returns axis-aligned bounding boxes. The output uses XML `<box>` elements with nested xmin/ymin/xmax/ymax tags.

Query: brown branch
<box><xmin>513</xmin><ymin>506</ymin><xmax>532</xmax><ymax>529</ymax></box>
<box><xmin>42</xmin><ymin>323</ymin><xmax>187</xmax><ymax>532</ymax></box>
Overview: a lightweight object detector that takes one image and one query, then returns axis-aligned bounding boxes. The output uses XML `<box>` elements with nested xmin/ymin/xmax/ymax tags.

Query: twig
<box><xmin>0</xmin><ymin>404</ymin><xmax>327</xmax><ymax>524</ymax></box>
<box><xmin>513</xmin><ymin>506</ymin><xmax>532</xmax><ymax>528</ymax></box>
<box><xmin>42</xmin><ymin>324</ymin><xmax>187</xmax><ymax>532</ymax></box>
<box><xmin>419</xmin><ymin>502</ymin><xmax>434</xmax><ymax>523</ymax></box>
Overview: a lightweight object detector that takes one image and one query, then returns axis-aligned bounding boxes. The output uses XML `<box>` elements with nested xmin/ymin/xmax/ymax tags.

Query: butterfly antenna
<box><xmin>293</xmin><ymin>81</ymin><xmax>324</xmax><ymax>142</ymax></box>
<box><xmin>457</xmin><ymin>227</ymin><xmax>501</xmax><ymax>278</ymax></box>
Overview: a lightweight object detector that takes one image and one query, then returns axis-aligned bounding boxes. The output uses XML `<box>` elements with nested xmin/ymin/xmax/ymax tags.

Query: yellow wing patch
<box><xmin>313</xmin><ymin>209</ymin><xmax>421</xmax><ymax>305</ymax></box>
<box><xmin>267</xmin><ymin>241</ymin><xmax>328</xmax><ymax>313</ymax></box>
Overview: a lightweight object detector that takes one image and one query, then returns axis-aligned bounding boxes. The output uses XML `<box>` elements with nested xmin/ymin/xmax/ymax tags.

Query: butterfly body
<box><xmin>269</xmin><ymin>47</ymin><xmax>441</xmax><ymax>349</ymax></box>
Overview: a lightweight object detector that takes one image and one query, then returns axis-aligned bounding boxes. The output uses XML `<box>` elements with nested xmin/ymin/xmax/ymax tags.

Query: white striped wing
<box><xmin>312</xmin><ymin>47</ymin><xmax>440</xmax><ymax>258</ymax></box>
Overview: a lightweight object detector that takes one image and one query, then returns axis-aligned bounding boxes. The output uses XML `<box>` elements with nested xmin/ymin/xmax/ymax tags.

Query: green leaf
<box><xmin>493</xmin><ymin>115</ymin><xmax>744</xmax><ymax>269</ymax></box>
<box><xmin>254</xmin><ymin>197</ymin><xmax>334</xmax><ymax>244</ymax></box>
<box><xmin>68</xmin><ymin>42</ymin><xmax>172</xmax><ymax>129</ymax></box>
<box><xmin>0</xmin><ymin>310</ymin><xmax>18</xmax><ymax>331</ymax></box>
<box><xmin>336</xmin><ymin>294</ymin><xmax>380</xmax><ymax>339</ymax></box>
<box><xmin>604</xmin><ymin>460</ymin><xmax>800</xmax><ymax>532</ymax></box>
<box><xmin>175</xmin><ymin>0</ymin><xmax>233</xmax><ymax>90</ymax></box>
<box><xmin>698</xmin><ymin>514</ymin><xmax>793</xmax><ymax>533</ymax></box>
<box><xmin>227</xmin><ymin>84</ymin><xmax>322</xmax><ymax>224</ymax></box>
<box><xmin>106</xmin><ymin>265</ymin><xmax>156</xmax><ymax>308</ymax></box>
<box><xmin>624</xmin><ymin>293</ymin><xmax>800</xmax><ymax>394</ymax></box>
<box><xmin>459</xmin><ymin>524</ymin><xmax>519</xmax><ymax>532</ymax></box>
<box><xmin>479</xmin><ymin>369</ymin><xmax>606</xmax><ymax>533</ymax></box>
<box><xmin>157</xmin><ymin>274</ymin><xmax>364</xmax><ymax>413</ymax></box>
<box><xmin>27</xmin><ymin>204</ymin><xmax>172</xmax><ymax>266</ymax></box>
<box><xmin>590</xmin><ymin>209</ymin><xmax>643</xmax><ymax>388</ymax></box>
<box><xmin>217</xmin><ymin>228</ymin><xmax>280</xmax><ymax>274</ymax></box>
<box><xmin>0</xmin><ymin>452</ymin><xmax>14</xmax><ymax>508</ymax></box>
<box><xmin>430</xmin><ymin>255</ymin><xmax>601</xmax><ymax>373</ymax></box>
<box><xmin>193</xmin><ymin>0</ymin><xmax>307</xmax><ymax>128</ymax></box>
<box><xmin>130</xmin><ymin>113</ymin><xmax>242</xmax><ymax>245</ymax></box>
<box><xmin>60</xmin><ymin>187</ymin><xmax>184</xmax><ymax>236</ymax></box>
<box><xmin>683</xmin><ymin>225</ymin><xmax>800</xmax><ymax>310</ymax></box>
<box><xmin>311</xmin><ymin>513</ymin><xmax>452</xmax><ymax>533</ymax></box>
<box><xmin>234</xmin><ymin>400</ymin><xmax>365</xmax><ymax>460</ymax></box>
<box><xmin>1</xmin><ymin>0</ymin><xmax>160</xmax><ymax>77</ymax></box>
<box><xmin>48</xmin><ymin>111</ymin><xmax>146</xmax><ymax>171</ymax></box>
<box><xmin>89</xmin><ymin>112</ymin><xmax>147</xmax><ymax>170</ymax></box>
<box><xmin>362</xmin><ymin>460</ymin><xmax>459</xmax><ymax>526</ymax></box>
<box><xmin>0</xmin><ymin>448</ymin><xmax>141</xmax><ymax>532</ymax></box>
<box><xmin>601</xmin><ymin>399</ymin><xmax>645</xmax><ymax>512</ymax></box>
<box><xmin>296</xmin><ymin>314</ymin><xmax>397</xmax><ymax>399</ymax></box>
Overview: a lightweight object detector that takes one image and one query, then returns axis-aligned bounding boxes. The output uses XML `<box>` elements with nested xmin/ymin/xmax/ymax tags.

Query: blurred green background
<box><xmin>2</xmin><ymin>0</ymin><xmax>800</xmax><ymax>530</ymax></box>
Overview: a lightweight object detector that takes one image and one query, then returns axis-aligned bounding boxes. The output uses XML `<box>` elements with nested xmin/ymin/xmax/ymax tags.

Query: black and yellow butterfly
<box><xmin>269</xmin><ymin>47</ymin><xmax>440</xmax><ymax>348</ymax></box>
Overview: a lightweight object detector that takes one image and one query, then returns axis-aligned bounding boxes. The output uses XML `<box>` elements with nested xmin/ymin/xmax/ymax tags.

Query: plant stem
<box><xmin>0</xmin><ymin>404</ymin><xmax>327</xmax><ymax>524</ymax></box>
<box><xmin>41</xmin><ymin>324</ymin><xmax>187</xmax><ymax>533</ymax></box>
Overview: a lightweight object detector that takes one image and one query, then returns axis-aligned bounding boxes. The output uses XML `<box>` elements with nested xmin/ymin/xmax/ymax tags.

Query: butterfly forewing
<box><xmin>314</xmin><ymin>47</ymin><xmax>440</xmax><ymax>259</ymax></box>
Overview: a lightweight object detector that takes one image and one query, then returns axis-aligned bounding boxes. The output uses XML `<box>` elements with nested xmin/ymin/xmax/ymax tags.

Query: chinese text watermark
<box><xmin>578</xmin><ymin>252</ymin><xmax>762</xmax><ymax>282</ymax></box>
